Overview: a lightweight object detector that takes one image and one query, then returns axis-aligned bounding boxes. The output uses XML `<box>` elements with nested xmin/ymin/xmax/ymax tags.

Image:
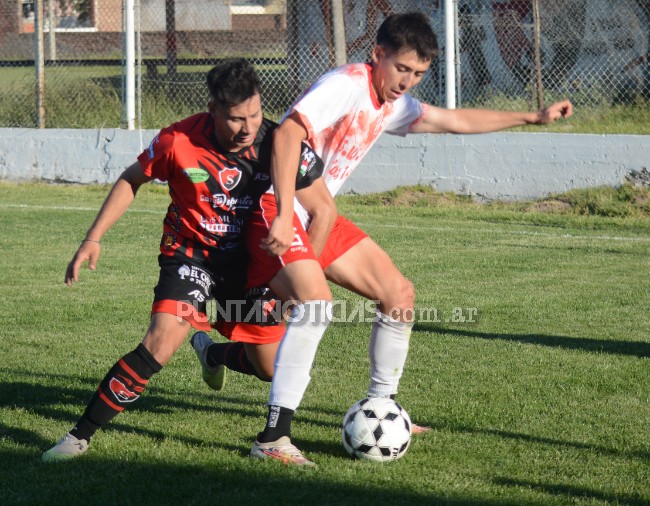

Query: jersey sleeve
<box><xmin>290</xmin><ymin>71</ymin><xmax>358</xmax><ymax>140</ymax></box>
<box><xmin>384</xmin><ymin>95</ymin><xmax>426</xmax><ymax>137</ymax></box>
<box><xmin>137</xmin><ymin>126</ymin><xmax>176</xmax><ymax>182</ymax></box>
<box><xmin>295</xmin><ymin>142</ymin><xmax>324</xmax><ymax>190</ymax></box>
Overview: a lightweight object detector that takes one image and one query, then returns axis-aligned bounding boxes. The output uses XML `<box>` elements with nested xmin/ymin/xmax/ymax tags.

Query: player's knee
<box><xmin>254</xmin><ymin>365</ymin><xmax>273</xmax><ymax>382</ymax></box>
<box><xmin>142</xmin><ymin>316</ymin><xmax>189</xmax><ymax>366</ymax></box>
<box><xmin>395</xmin><ymin>277</ymin><xmax>415</xmax><ymax>314</ymax></box>
<box><xmin>403</xmin><ymin>278</ymin><xmax>415</xmax><ymax>308</ymax></box>
<box><xmin>380</xmin><ymin>276</ymin><xmax>415</xmax><ymax>321</ymax></box>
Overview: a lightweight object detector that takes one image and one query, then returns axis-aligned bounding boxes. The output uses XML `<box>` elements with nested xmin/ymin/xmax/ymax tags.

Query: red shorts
<box><xmin>245</xmin><ymin>193</ymin><xmax>368</xmax><ymax>288</ymax></box>
<box><xmin>221</xmin><ymin>194</ymin><xmax>367</xmax><ymax>343</ymax></box>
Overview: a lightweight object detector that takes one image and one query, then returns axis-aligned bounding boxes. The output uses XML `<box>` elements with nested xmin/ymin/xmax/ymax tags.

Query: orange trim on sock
<box><xmin>118</xmin><ymin>358</ymin><xmax>149</xmax><ymax>385</ymax></box>
<box><xmin>98</xmin><ymin>389</ymin><xmax>124</xmax><ymax>412</ymax></box>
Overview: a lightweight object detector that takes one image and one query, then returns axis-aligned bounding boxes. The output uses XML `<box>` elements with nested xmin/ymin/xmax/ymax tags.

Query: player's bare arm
<box><xmin>65</xmin><ymin>162</ymin><xmax>152</xmax><ymax>286</ymax></box>
<box><xmin>295</xmin><ymin>178</ymin><xmax>338</xmax><ymax>257</ymax></box>
<box><xmin>264</xmin><ymin>112</ymin><xmax>309</xmax><ymax>256</ymax></box>
<box><xmin>409</xmin><ymin>99</ymin><xmax>573</xmax><ymax>135</ymax></box>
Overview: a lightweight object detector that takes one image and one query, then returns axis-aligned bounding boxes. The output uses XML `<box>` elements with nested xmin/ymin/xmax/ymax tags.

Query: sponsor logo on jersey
<box><xmin>218</xmin><ymin>167</ymin><xmax>242</xmax><ymax>191</ymax></box>
<box><xmin>182</xmin><ymin>167</ymin><xmax>210</xmax><ymax>183</ymax></box>
<box><xmin>200</xmin><ymin>217</ymin><xmax>241</xmax><ymax>234</ymax></box>
<box><xmin>299</xmin><ymin>147</ymin><xmax>317</xmax><ymax>176</ymax></box>
<box><xmin>200</xmin><ymin>193</ymin><xmax>254</xmax><ymax>211</ymax></box>
<box><xmin>254</xmin><ymin>173</ymin><xmax>270</xmax><ymax>181</ymax></box>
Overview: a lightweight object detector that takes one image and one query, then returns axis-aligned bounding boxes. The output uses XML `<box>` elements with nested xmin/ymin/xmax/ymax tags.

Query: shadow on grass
<box><xmin>0</xmin><ymin>374</ymin><xmax>342</xmax><ymax>458</ymax></box>
<box><xmin>411</xmin><ymin>419</ymin><xmax>649</xmax><ymax>462</ymax></box>
<box><xmin>0</xmin><ymin>367</ymin><xmax>342</xmax><ymax>429</ymax></box>
<box><xmin>2</xmin><ymin>376</ymin><xmax>647</xmax><ymax>505</ymax></box>
<box><xmin>492</xmin><ymin>477</ymin><xmax>648</xmax><ymax>506</ymax></box>
<box><xmin>413</xmin><ymin>324</ymin><xmax>650</xmax><ymax>358</ymax></box>
<box><xmin>0</xmin><ymin>446</ymin><xmax>523</xmax><ymax>506</ymax></box>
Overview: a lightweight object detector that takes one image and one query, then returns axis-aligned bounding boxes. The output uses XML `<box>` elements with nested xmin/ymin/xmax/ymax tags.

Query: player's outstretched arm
<box><xmin>264</xmin><ymin>113</ymin><xmax>309</xmax><ymax>256</ymax></box>
<box><xmin>410</xmin><ymin>99</ymin><xmax>573</xmax><ymax>135</ymax></box>
<box><xmin>295</xmin><ymin>178</ymin><xmax>338</xmax><ymax>258</ymax></box>
<box><xmin>65</xmin><ymin>162</ymin><xmax>152</xmax><ymax>286</ymax></box>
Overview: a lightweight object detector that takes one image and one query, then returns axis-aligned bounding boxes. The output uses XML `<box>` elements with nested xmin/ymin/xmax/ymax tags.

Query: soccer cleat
<box><xmin>412</xmin><ymin>424</ymin><xmax>432</xmax><ymax>435</ymax></box>
<box><xmin>250</xmin><ymin>436</ymin><xmax>316</xmax><ymax>467</ymax></box>
<box><xmin>41</xmin><ymin>433</ymin><xmax>89</xmax><ymax>462</ymax></box>
<box><xmin>190</xmin><ymin>331</ymin><xmax>226</xmax><ymax>391</ymax></box>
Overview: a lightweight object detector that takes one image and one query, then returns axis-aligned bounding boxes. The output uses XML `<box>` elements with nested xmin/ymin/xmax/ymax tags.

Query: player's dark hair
<box><xmin>376</xmin><ymin>12</ymin><xmax>438</xmax><ymax>61</ymax></box>
<box><xmin>206</xmin><ymin>58</ymin><xmax>261</xmax><ymax>109</ymax></box>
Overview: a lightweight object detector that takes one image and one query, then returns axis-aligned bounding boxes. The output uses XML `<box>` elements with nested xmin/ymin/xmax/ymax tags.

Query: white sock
<box><xmin>268</xmin><ymin>300</ymin><xmax>332</xmax><ymax>410</ymax></box>
<box><xmin>367</xmin><ymin>311</ymin><xmax>413</xmax><ymax>398</ymax></box>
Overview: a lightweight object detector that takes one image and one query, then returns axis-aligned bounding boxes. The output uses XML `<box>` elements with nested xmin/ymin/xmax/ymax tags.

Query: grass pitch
<box><xmin>0</xmin><ymin>182</ymin><xmax>648</xmax><ymax>505</ymax></box>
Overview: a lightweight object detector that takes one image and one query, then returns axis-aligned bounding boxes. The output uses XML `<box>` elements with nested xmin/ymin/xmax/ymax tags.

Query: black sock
<box><xmin>257</xmin><ymin>405</ymin><xmax>294</xmax><ymax>443</ymax></box>
<box><xmin>70</xmin><ymin>343</ymin><xmax>162</xmax><ymax>442</ymax></box>
<box><xmin>206</xmin><ymin>342</ymin><xmax>263</xmax><ymax>379</ymax></box>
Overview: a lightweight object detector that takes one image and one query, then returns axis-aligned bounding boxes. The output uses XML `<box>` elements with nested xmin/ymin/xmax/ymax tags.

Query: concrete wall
<box><xmin>0</xmin><ymin>128</ymin><xmax>647</xmax><ymax>200</ymax></box>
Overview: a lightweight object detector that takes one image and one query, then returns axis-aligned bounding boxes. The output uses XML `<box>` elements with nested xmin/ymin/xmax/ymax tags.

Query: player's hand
<box><xmin>538</xmin><ymin>100</ymin><xmax>573</xmax><ymax>124</ymax></box>
<box><xmin>65</xmin><ymin>240</ymin><xmax>101</xmax><ymax>286</ymax></box>
<box><xmin>261</xmin><ymin>216</ymin><xmax>294</xmax><ymax>257</ymax></box>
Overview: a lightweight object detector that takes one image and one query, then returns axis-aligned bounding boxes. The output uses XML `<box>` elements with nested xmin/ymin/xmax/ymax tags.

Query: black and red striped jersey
<box><xmin>137</xmin><ymin>112</ymin><xmax>322</xmax><ymax>264</ymax></box>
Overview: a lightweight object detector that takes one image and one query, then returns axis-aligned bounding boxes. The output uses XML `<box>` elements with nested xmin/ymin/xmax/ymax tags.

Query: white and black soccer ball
<box><xmin>342</xmin><ymin>397</ymin><xmax>412</xmax><ymax>462</ymax></box>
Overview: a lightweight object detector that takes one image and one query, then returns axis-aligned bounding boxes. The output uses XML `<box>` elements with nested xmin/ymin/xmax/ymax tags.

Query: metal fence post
<box><xmin>35</xmin><ymin>0</ymin><xmax>45</xmax><ymax>128</ymax></box>
<box><xmin>445</xmin><ymin>0</ymin><xmax>457</xmax><ymax>109</ymax></box>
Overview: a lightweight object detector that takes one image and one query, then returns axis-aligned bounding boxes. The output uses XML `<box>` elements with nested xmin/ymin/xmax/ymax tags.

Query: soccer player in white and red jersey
<box><xmin>41</xmin><ymin>59</ymin><xmax>334</xmax><ymax>462</ymax></box>
<box><xmin>242</xmin><ymin>12</ymin><xmax>573</xmax><ymax>465</ymax></box>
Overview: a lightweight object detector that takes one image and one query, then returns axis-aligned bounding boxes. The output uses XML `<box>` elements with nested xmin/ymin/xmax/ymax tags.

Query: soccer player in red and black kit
<box><xmin>41</xmin><ymin>59</ymin><xmax>331</xmax><ymax>461</ymax></box>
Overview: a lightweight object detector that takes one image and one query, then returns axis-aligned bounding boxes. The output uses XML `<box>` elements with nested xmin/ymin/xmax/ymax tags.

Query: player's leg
<box><xmin>243</xmin><ymin>341</ymin><xmax>279</xmax><ymax>381</ymax></box>
<box><xmin>322</xmin><ymin>222</ymin><xmax>430</xmax><ymax>434</ymax></box>
<box><xmin>190</xmin><ymin>255</ymin><xmax>285</xmax><ymax>391</ymax></box>
<box><xmin>42</xmin><ymin>312</ymin><xmax>189</xmax><ymax>462</ymax></box>
<box><xmin>192</xmin><ymin>327</ymin><xmax>282</xmax><ymax>385</ymax></box>
<box><xmin>324</xmin><ymin>230</ymin><xmax>415</xmax><ymax>399</ymax></box>
<box><xmin>255</xmin><ymin>259</ymin><xmax>332</xmax><ymax>428</ymax></box>
<box><xmin>42</xmin><ymin>255</ymin><xmax>208</xmax><ymax>462</ymax></box>
<box><xmin>192</xmin><ymin>278</ymin><xmax>287</xmax><ymax>387</ymax></box>
<box><xmin>243</xmin><ymin>196</ymin><xmax>332</xmax><ymax>464</ymax></box>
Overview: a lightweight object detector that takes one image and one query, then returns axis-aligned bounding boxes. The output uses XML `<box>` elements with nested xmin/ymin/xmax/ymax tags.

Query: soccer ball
<box><xmin>342</xmin><ymin>397</ymin><xmax>412</xmax><ymax>462</ymax></box>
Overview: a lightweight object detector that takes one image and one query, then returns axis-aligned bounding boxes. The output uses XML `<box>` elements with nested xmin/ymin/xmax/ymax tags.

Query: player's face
<box><xmin>371</xmin><ymin>46</ymin><xmax>431</xmax><ymax>103</ymax></box>
<box><xmin>210</xmin><ymin>93</ymin><xmax>263</xmax><ymax>152</ymax></box>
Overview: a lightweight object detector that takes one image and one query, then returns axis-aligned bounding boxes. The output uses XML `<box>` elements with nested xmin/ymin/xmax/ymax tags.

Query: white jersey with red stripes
<box><xmin>284</xmin><ymin>62</ymin><xmax>426</xmax><ymax>225</ymax></box>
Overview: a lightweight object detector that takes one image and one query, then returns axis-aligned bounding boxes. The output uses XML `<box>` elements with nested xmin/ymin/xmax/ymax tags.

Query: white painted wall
<box><xmin>0</xmin><ymin>128</ymin><xmax>647</xmax><ymax>201</ymax></box>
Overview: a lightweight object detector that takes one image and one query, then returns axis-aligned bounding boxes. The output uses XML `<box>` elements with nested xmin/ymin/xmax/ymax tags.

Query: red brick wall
<box><xmin>0</xmin><ymin>0</ymin><xmax>21</xmax><ymax>41</ymax></box>
<box><xmin>232</xmin><ymin>14</ymin><xmax>286</xmax><ymax>31</ymax></box>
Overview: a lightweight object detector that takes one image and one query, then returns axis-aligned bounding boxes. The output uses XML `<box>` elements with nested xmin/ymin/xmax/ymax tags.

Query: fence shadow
<box><xmin>413</xmin><ymin>324</ymin><xmax>650</xmax><ymax>358</ymax></box>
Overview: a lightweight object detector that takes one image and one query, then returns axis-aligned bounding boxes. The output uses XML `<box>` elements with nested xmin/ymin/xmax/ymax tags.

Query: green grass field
<box><xmin>0</xmin><ymin>182</ymin><xmax>648</xmax><ymax>505</ymax></box>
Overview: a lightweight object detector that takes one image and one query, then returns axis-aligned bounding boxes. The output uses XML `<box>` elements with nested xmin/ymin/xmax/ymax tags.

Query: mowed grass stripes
<box><xmin>0</xmin><ymin>182</ymin><xmax>648</xmax><ymax>506</ymax></box>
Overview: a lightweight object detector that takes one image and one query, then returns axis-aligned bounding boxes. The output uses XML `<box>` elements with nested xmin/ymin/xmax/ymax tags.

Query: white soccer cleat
<box><xmin>41</xmin><ymin>433</ymin><xmax>89</xmax><ymax>462</ymax></box>
<box><xmin>190</xmin><ymin>331</ymin><xmax>227</xmax><ymax>391</ymax></box>
<box><xmin>250</xmin><ymin>436</ymin><xmax>316</xmax><ymax>467</ymax></box>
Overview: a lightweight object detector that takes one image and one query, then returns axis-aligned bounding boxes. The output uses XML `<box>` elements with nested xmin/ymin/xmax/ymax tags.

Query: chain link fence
<box><xmin>454</xmin><ymin>0</ymin><xmax>650</xmax><ymax>112</ymax></box>
<box><xmin>0</xmin><ymin>0</ymin><xmax>648</xmax><ymax>130</ymax></box>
